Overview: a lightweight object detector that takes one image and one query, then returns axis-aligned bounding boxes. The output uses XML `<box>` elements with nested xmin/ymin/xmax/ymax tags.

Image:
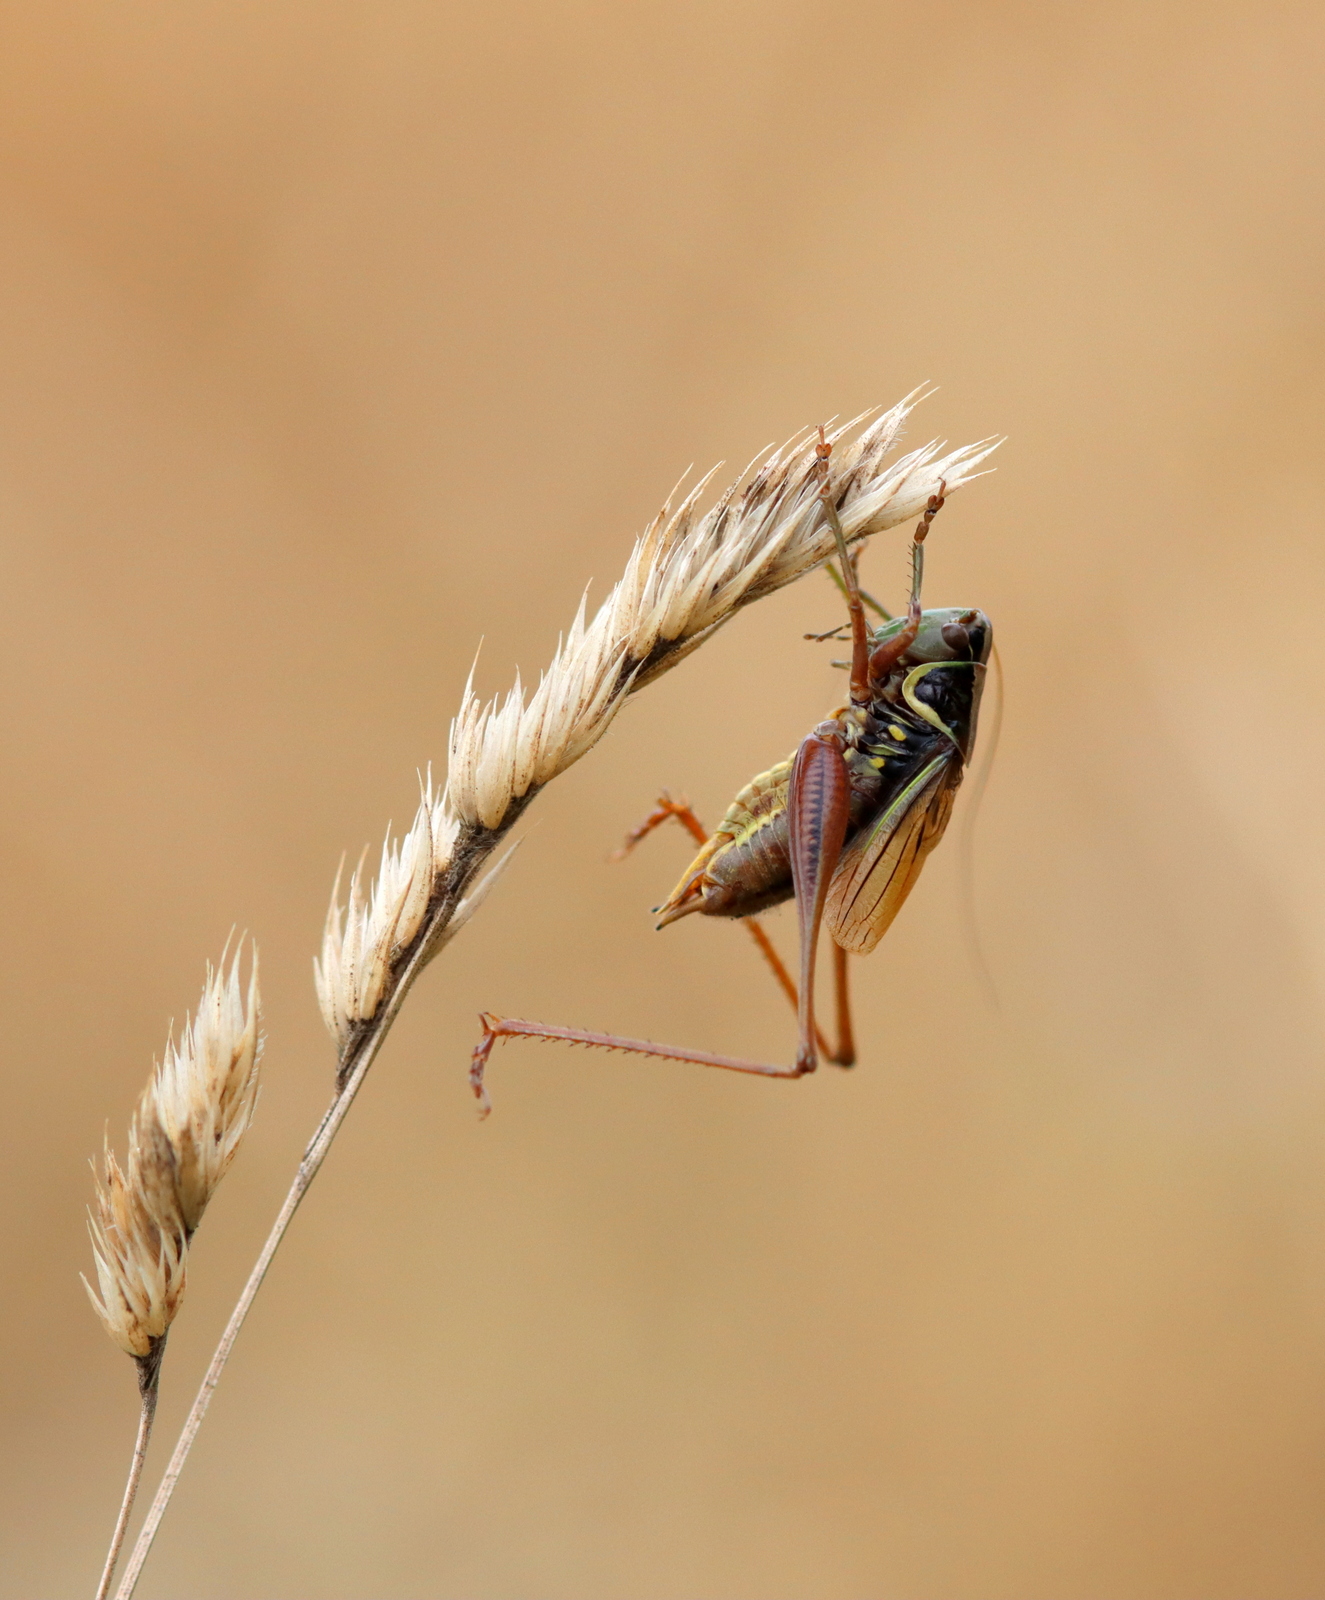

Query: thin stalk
<box><xmin>95</xmin><ymin>1342</ymin><xmax>164</xmax><ymax>1600</ymax></box>
<box><xmin>112</xmin><ymin>882</ymin><xmax>468</xmax><ymax>1600</ymax></box>
<box><xmin>825</xmin><ymin>557</ymin><xmax>892</xmax><ymax>621</ymax></box>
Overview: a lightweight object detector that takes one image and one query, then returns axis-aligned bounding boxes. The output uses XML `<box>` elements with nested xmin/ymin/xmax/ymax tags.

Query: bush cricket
<box><xmin>470</xmin><ymin>430</ymin><xmax>992</xmax><ymax>1112</ymax></box>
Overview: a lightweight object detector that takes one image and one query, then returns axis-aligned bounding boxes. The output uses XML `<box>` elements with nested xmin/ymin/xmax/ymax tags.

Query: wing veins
<box><xmin>827</xmin><ymin>754</ymin><xmax>956</xmax><ymax>954</ymax></box>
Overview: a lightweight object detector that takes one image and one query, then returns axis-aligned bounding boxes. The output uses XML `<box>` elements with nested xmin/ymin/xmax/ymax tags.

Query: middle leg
<box><xmin>831</xmin><ymin>943</ymin><xmax>856</xmax><ymax>1068</ymax></box>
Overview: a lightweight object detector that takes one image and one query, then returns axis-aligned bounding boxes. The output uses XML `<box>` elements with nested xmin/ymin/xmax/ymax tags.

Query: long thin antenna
<box><xmin>958</xmin><ymin>641</ymin><xmax>1004</xmax><ymax>1011</ymax></box>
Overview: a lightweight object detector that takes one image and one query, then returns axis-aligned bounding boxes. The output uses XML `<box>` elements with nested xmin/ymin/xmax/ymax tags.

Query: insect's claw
<box><xmin>469</xmin><ymin>1014</ymin><xmax>497</xmax><ymax>1118</ymax></box>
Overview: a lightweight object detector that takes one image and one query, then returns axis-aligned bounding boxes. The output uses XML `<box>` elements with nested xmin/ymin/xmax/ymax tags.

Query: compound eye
<box><xmin>940</xmin><ymin>622</ymin><xmax>971</xmax><ymax>657</ymax></box>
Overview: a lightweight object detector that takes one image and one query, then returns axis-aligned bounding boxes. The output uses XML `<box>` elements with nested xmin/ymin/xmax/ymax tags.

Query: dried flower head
<box><xmin>315</xmin><ymin>774</ymin><xmax>516</xmax><ymax>1065</ymax></box>
<box><xmin>315</xmin><ymin>780</ymin><xmax>455</xmax><ymax>1051</ymax></box>
<box><xmin>85</xmin><ymin>947</ymin><xmax>263</xmax><ymax>1358</ymax></box>
<box><xmin>447</xmin><ymin>393</ymin><xmax>999</xmax><ymax>833</ymax></box>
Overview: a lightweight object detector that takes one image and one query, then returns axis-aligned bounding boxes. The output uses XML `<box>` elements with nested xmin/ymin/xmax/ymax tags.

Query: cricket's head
<box><xmin>871</xmin><ymin>606</ymin><xmax>992</xmax><ymax>760</ymax></box>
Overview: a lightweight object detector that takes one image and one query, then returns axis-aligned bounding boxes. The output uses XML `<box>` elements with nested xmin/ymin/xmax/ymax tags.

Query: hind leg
<box><xmin>470</xmin><ymin>755</ymin><xmax>855</xmax><ymax>1115</ymax></box>
<box><xmin>612</xmin><ymin>792</ymin><xmax>854</xmax><ymax>1065</ymax></box>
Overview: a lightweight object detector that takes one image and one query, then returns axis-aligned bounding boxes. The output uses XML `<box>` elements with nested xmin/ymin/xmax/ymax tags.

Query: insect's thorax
<box><xmin>840</xmin><ymin>699</ymin><xmax>956</xmax><ymax>819</ymax></box>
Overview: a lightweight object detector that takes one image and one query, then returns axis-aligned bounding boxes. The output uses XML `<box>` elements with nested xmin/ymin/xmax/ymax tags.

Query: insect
<box><xmin>470</xmin><ymin>431</ymin><xmax>992</xmax><ymax>1112</ymax></box>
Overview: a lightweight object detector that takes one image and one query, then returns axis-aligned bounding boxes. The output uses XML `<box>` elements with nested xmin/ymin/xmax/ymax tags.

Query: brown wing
<box><xmin>825</xmin><ymin>754</ymin><xmax>958</xmax><ymax>955</ymax></box>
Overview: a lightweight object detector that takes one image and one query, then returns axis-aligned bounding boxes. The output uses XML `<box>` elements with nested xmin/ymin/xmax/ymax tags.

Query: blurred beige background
<box><xmin>4</xmin><ymin>3</ymin><xmax>1325</xmax><ymax>1596</ymax></box>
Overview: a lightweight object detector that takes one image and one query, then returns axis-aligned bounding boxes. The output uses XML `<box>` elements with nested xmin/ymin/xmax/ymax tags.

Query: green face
<box><xmin>869</xmin><ymin>606</ymin><xmax>992</xmax><ymax>666</ymax></box>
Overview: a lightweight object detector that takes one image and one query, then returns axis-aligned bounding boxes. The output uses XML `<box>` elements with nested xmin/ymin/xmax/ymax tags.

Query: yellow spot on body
<box><xmin>869</xmin><ymin>756</ymin><xmax>886</xmax><ymax>769</ymax></box>
<box><xmin>888</xmin><ymin>724</ymin><xmax>908</xmax><ymax>742</ymax></box>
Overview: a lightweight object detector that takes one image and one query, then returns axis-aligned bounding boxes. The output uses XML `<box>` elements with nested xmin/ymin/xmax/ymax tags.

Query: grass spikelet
<box><xmin>315</xmin><ymin>778</ymin><xmax>456</xmax><ymax>1051</ymax></box>
<box><xmin>85</xmin><ymin>1137</ymin><xmax>188</xmax><ymax>1363</ymax></box>
<box><xmin>85</xmin><ymin>944</ymin><xmax>263</xmax><ymax>1354</ymax></box>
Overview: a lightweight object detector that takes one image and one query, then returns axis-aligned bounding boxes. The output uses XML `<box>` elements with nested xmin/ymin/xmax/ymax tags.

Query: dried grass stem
<box><xmin>93</xmin><ymin>1344</ymin><xmax>164</xmax><ymax>1600</ymax></box>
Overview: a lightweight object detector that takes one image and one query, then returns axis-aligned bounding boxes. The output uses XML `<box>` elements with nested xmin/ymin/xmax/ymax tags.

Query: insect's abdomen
<box><xmin>655</xmin><ymin>757</ymin><xmax>796</xmax><ymax>924</ymax></box>
<box><xmin>655</xmin><ymin>735</ymin><xmax>900</xmax><ymax>924</ymax></box>
<box><xmin>653</xmin><ymin>706</ymin><xmax>951</xmax><ymax>930</ymax></box>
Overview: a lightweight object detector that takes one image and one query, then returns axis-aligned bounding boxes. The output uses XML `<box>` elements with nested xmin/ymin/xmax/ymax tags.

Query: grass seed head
<box><xmin>84</xmin><ymin>945</ymin><xmax>263</xmax><ymax>1358</ymax></box>
<box><xmin>315</xmin><ymin>777</ymin><xmax>457</xmax><ymax>1049</ymax></box>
